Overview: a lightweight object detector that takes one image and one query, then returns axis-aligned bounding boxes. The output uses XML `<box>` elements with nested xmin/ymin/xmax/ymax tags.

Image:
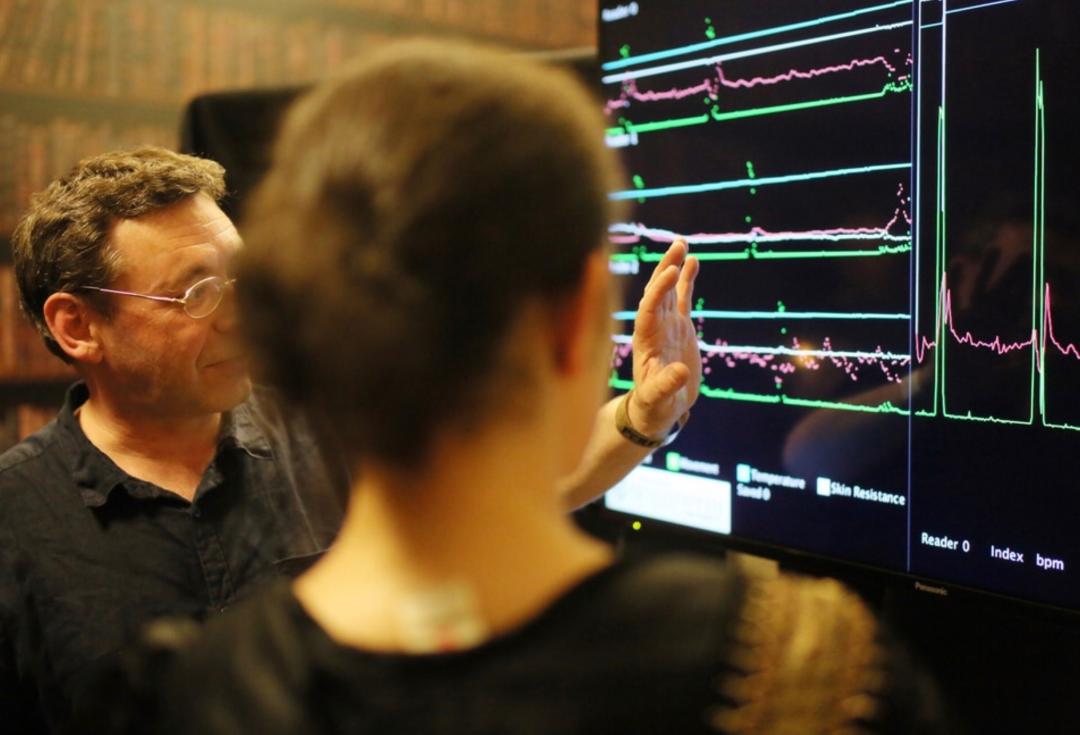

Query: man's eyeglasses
<box><xmin>81</xmin><ymin>276</ymin><xmax>236</xmax><ymax>319</ymax></box>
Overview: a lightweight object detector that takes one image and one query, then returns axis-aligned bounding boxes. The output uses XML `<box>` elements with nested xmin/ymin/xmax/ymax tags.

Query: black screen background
<box><xmin>600</xmin><ymin>0</ymin><xmax>1080</xmax><ymax>612</ymax></box>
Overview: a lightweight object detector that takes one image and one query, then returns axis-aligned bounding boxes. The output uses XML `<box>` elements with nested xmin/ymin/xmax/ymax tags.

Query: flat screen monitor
<box><xmin>600</xmin><ymin>0</ymin><xmax>1080</xmax><ymax>614</ymax></box>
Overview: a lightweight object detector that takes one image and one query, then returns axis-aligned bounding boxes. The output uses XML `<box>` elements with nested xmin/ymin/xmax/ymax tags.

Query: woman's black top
<box><xmin>73</xmin><ymin>552</ymin><xmax>944</xmax><ymax>734</ymax></box>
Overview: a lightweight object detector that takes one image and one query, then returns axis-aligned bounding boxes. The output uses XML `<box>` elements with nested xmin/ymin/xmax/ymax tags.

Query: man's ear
<box><xmin>42</xmin><ymin>292</ymin><xmax>103</xmax><ymax>364</ymax></box>
<box><xmin>551</xmin><ymin>250</ymin><xmax>611</xmax><ymax>376</ymax></box>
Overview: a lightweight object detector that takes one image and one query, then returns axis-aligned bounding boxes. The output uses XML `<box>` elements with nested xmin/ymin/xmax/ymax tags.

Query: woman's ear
<box><xmin>42</xmin><ymin>292</ymin><xmax>103</xmax><ymax>364</ymax></box>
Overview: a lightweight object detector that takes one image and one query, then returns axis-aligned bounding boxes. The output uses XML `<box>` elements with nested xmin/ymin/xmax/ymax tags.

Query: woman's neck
<box><xmin>295</xmin><ymin>421</ymin><xmax>613</xmax><ymax>653</ymax></box>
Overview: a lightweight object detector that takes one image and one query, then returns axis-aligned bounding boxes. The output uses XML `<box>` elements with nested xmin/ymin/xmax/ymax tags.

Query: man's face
<box><xmin>91</xmin><ymin>193</ymin><xmax>251</xmax><ymax>419</ymax></box>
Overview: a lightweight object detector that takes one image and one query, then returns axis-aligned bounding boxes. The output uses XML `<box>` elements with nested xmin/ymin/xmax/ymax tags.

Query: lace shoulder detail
<box><xmin>711</xmin><ymin>574</ymin><xmax>886</xmax><ymax>734</ymax></box>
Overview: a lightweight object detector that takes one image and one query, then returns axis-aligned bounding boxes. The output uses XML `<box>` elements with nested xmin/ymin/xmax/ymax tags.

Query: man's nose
<box><xmin>212</xmin><ymin>282</ymin><xmax>239</xmax><ymax>331</ymax></box>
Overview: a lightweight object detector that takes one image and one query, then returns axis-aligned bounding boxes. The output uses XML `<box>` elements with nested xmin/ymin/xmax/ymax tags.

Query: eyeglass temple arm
<box><xmin>81</xmin><ymin>286</ymin><xmax>186</xmax><ymax>306</ymax></box>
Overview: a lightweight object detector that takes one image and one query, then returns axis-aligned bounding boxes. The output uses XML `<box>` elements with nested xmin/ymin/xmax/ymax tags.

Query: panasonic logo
<box><xmin>913</xmin><ymin>581</ymin><xmax>949</xmax><ymax>597</ymax></box>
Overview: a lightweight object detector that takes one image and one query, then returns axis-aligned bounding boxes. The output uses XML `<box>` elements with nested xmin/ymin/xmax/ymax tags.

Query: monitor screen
<box><xmin>600</xmin><ymin>0</ymin><xmax>1080</xmax><ymax>613</ymax></box>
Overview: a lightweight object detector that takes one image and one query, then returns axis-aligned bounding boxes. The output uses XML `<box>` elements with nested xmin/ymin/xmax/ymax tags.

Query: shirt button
<box><xmin>191</xmin><ymin>507</ymin><xmax>201</xmax><ymax>519</ymax></box>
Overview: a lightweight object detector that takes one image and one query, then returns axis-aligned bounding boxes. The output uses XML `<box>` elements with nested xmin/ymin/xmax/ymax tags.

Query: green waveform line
<box><xmin>610</xmin><ymin>162</ymin><xmax>910</xmax><ymax>202</ymax></box>
<box><xmin>699</xmin><ymin>386</ymin><xmax>782</xmax><ymax>404</ymax></box>
<box><xmin>939</xmin><ymin>411</ymin><xmax>1033</xmax><ymax>427</ymax></box>
<box><xmin>1042</xmin><ymin>420</ymin><xmax>1080</xmax><ymax>431</ymax></box>
<box><xmin>1034</xmin><ymin>50</ymin><xmax>1047</xmax><ymax>426</ymax></box>
<box><xmin>931</xmin><ymin>101</ymin><xmax>945</xmax><ymax>417</ymax></box>
<box><xmin>715</xmin><ymin>79</ymin><xmax>912</xmax><ymax>121</ymax></box>
<box><xmin>931</xmin><ymin>50</ymin><xmax>1065</xmax><ymax>428</ymax></box>
<box><xmin>613</xmin><ymin>372</ymin><xmax>1061</xmax><ymax>422</ymax></box>
<box><xmin>607</xmin><ymin>80</ymin><xmax>912</xmax><ymax>139</ymax></box>
<box><xmin>614</xmin><ymin>376</ymin><xmax>1061</xmax><ymax>425</ymax></box>
<box><xmin>754</xmin><ymin>243</ymin><xmax>911</xmax><ymax>260</ymax></box>
<box><xmin>781</xmin><ymin>396</ymin><xmax>908</xmax><ymax>415</ymax></box>
<box><xmin>612</xmin><ymin>374</ymin><xmax>911</xmax><ymax>415</ymax></box>
<box><xmin>610</xmin><ymin>242</ymin><xmax>910</xmax><ymax>264</ymax></box>
<box><xmin>1034</xmin><ymin>50</ymin><xmax>1049</xmax><ymax>428</ymax></box>
<box><xmin>608</xmin><ymin>80</ymin><xmax>911</xmax><ymax>137</ymax></box>
<box><xmin>610</xmin><ymin>114</ymin><xmax>708</xmax><ymax>136</ymax></box>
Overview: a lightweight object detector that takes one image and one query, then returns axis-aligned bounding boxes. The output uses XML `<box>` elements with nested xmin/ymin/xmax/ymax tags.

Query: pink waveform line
<box><xmin>1043</xmin><ymin>283</ymin><xmax>1080</xmax><ymax>363</ymax></box>
<box><xmin>605</xmin><ymin>53</ymin><xmax>908</xmax><ymax>115</ymax></box>
<box><xmin>699</xmin><ymin>337</ymin><xmax>907</xmax><ymax>384</ymax></box>
<box><xmin>621</xmin><ymin>219</ymin><xmax>906</xmax><ymax>245</ymax></box>
<box><xmin>945</xmin><ymin>288</ymin><xmax>1035</xmax><ymax>356</ymax></box>
<box><xmin>617</xmin><ymin>270</ymin><xmax>1080</xmax><ymax>389</ymax></box>
<box><xmin>915</xmin><ymin>274</ymin><xmax>1031</xmax><ymax>364</ymax></box>
<box><xmin>716</xmin><ymin>55</ymin><xmax>898</xmax><ymax>89</ymax></box>
<box><xmin>915</xmin><ymin>334</ymin><xmax>936</xmax><ymax>365</ymax></box>
<box><xmin>610</xmin><ymin>183</ymin><xmax>910</xmax><ymax>246</ymax></box>
<box><xmin>615</xmin><ymin>319</ymin><xmax>911</xmax><ymax>386</ymax></box>
<box><xmin>894</xmin><ymin>182</ymin><xmax>912</xmax><ymax>226</ymax></box>
<box><xmin>696</xmin><ymin>329</ymin><xmax>908</xmax><ymax>386</ymax></box>
<box><xmin>914</xmin><ymin>277</ymin><xmax>1080</xmax><ymax>371</ymax></box>
<box><xmin>913</xmin><ymin>272</ymin><xmax>944</xmax><ymax>364</ymax></box>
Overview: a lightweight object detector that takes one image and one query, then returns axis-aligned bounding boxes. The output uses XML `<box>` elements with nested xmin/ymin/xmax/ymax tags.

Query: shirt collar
<box><xmin>56</xmin><ymin>383</ymin><xmax>124</xmax><ymax>508</ymax></box>
<box><xmin>219</xmin><ymin>397</ymin><xmax>274</xmax><ymax>459</ymax></box>
<box><xmin>59</xmin><ymin>382</ymin><xmax>273</xmax><ymax>508</ymax></box>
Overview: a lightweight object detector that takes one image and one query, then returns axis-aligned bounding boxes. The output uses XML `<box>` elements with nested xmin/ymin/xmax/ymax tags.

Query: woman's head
<box><xmin>237</xmin><ymin>40</ymin><xmax>623</xmax><ymax>465</ymax></box>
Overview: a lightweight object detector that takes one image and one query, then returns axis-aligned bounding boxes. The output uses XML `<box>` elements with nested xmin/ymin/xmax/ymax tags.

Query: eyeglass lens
<box><xmin>184</xmin><ymin>278</ymin><xmax>226</xmax><ymax>319</ymax></box>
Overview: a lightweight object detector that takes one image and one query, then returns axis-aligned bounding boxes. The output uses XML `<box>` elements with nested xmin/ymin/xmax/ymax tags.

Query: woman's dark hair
<box><xmin>237</xmin><ymin>40</ymin><xmax>623</xmax><ymax>464</ymax></box>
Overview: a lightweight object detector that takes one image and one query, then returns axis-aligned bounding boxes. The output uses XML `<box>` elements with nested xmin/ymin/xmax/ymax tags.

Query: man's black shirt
<box><xmin>0</xmin><ymin>383</ymin><xmax>346</xmax><ymax>732</ymax></box>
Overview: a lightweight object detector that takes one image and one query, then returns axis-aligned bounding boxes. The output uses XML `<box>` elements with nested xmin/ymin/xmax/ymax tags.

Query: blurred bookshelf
<box><xmin>0</xmin><ymin>263</ymin><xmax>72</xmax><ymax>450</ymax></box>
<box><xmin>0</xmin><ymin>0</ymin><xmax>595</xmax><ymax>452</ymax></box>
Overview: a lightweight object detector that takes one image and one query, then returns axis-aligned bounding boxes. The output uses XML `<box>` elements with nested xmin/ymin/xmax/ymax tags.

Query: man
<box><xmin>0</xmin><ymin>145</ymin><xmax>699</xmax><ymax>730</ymax></box>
